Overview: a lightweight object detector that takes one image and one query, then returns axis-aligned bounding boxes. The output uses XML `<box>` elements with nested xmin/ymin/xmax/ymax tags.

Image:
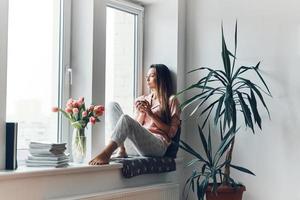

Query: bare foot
<box><xmin>89</xmin><ymin>141</ymin><xmax>118</xmax><ymax>165</ymax></box>
<box><xmin>115</xmin><ymin>149</ymin><xmax>128</xmax><ymax>158</ymax></box>
<box><xmin>89</xmin><ymin>151</ymin><xmax>110</xmax><ymax>165</ymax></box>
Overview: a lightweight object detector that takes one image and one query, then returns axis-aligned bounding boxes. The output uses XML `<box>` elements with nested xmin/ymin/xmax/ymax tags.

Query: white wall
<box><xmin>184</xmin><ymin>0</ymin><xmax>300</xmax><ymax>199</ymax></box>
<box><xmin>91</xmin><ymin>0</ymin><xmax>107</xmax><ymax>157</ymax></box>
<box><xmin>71</xmin><ymin>0</ymin><xmax>106</xmax><ymax>159</ymax></box>
<box><xmin>0</xmin><ymin>0</ymin><xmax>9</xmax><ymax>170</ymax></box>
<box><xmin>143</xmin><ymin>0</ymin><xmax>179</xmax><ymax>92</ymax></box>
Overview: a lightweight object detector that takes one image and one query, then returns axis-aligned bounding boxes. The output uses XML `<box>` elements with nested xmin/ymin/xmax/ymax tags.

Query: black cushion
<box><xmin>113</xmin><ymin>156</ymin><xmax>176</xmax><ymax>178</ymax></box>
<box><xmin>164</xmin><ymin>126</ymin><xmax>181</xmax><ymax>158</ymax></box>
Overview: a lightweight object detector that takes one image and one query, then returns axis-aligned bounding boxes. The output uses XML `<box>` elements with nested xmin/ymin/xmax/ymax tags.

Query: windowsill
<box><xmin>0</xmin><ymin>162</ymin><xmax>123</xmax><ymax>181</ymax></box>
<box><xmin>0</xmin><ymin>157</ymin><xmax>183</xmax><ymax>181</ymax></box>
<box><xmin>0</xmin><ymin>158</ymin><xmax>183</xmax><ymax>199</ymax></box>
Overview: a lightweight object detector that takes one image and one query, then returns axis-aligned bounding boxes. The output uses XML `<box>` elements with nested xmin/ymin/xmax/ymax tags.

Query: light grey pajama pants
<box><xmin>107</xmin><ymin>102</ymin><xmax>167</xmax><ymax>157</ymax></box>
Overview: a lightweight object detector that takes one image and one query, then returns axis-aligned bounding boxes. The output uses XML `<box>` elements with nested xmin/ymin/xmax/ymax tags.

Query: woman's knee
<box><xmin>120</xmin><ymin>114</ymin><xmax>132</xmax><ymax>123</ymax></box>
<box><xmin>107</xmin><ymin>101</ymin><xmax>121</xmax><ymax>111</ymax></box>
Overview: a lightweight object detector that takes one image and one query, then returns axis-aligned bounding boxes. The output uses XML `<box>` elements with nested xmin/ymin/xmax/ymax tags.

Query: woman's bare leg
<box><xmin>89</xmin><ymin>141</ymin><xmax>118</xmax><ymax>165</ymax></box>
<box><xmin>116</xmin><ymin>144</ymin><xmax>128</xmax><ymax>158</ymax></box>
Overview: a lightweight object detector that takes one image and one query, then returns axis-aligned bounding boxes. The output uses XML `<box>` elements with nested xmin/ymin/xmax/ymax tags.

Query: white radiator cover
<box><xmin>54</xmin><ymin>183</ymin><xmax>179</xmax><ymax>200</ymax></box>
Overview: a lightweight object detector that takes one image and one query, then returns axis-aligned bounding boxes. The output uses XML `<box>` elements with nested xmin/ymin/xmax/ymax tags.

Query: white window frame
<box><xmin>58</xmin><ymin>0</ymin><xmax>72</xmax><ymax>145</ymax></box>
<box><xmin>5</xmin><ymin>0</ymin><xmax>71</xmax><ymax>163</ymax></box>
<box><xmin>106</xmin><ymin>0</ymin><xmax>144</xmax><ymax>99</ymax></box>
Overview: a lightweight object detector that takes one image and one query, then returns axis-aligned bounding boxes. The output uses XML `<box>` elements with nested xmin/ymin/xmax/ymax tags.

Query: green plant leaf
<box><xmin>203</xmin><ymin>70</ymin><xmax>215</xmax><ymax>92</ymax></box>
<box><xmin>230</xmin><ymin>164</ymin><xmax>256</xmax><ymax>176</ymax></box>
<box><xmin>179</xmin><ymin>92</ymin><xmax>208</xmax><ymax>110</ymax></box>
<box><xmin>186</xmin><ymin>60</ymin><xmax>229</xmax><ymax>86</ymax></box>
<box><xmin>233</xmin><ymin>63</ymin><xmax>271</xmax><ymax>97</ymax></box>
<box><xmin>179</xmin><ymin>90</ymin><xmax>211</xmax><ymax>110</ymax></box>
<box><xmin>223</xmin><ymin>86</ymin><xmax>235</xmax><ymax>129</ymax></box>
<box><xmin>201</xmin><ymin>164</ymin><xmax>207</xmax><ymax>175</ymax></box>
<box><xmin>201</xmin><ymin>104</ymin><xmax>214</xmax><ymax>129</ymax></box>
<box><xmin>201</xmin><ymin>99</ymin><xmax>219</xmax><ymax>115</ymax></box>
<box><xmin>183</xmin><ymin>170</ymin><xmax>200</xmax><ymax>200</ymax></box>
<box><xmin>189</xmin><ymin>87</ymin><xmax>224</xmax><ymax>117</ymax></box>
<box><xmin>216</xmin><ymin>159</ymin><xmax>230</xmax><ymax>170</ymax></box>
<box><xmin>58</xmin><ymin>108</ymin><xmax>72</xmax><ymax>121</ymax></box>
<box><xmin>214</xmin><ymin>94</ymin><xmax>225</xmax><ymax>125</ymax></box>
<box><xmin>207</xmin><ymin>126</ymin><xmax>212</xmax><ymax>164</ymax></box>
<box><xmin>238</xmin><ymin>77</ymin><xmax>270</xmax><ymax>118</ymax></box>
<box><xmin>231</xmin><ymin>96</ymin><xmax>237</xmax><ymax>132</ymax></box>
<box><xmin>247</xmin><ymin>91</ymin><xmax>262</xmax><ymax>129</ymax></box>
<box><xmin>234</xmin><ymin>79</ymin><xmax>270</xmax><ymax>97</ymax></box>
<box><xmin>176</xmin><ymin>82</ymin><xmax>215</xmax><ymax>97</ymax></box>
<box><xmin>198</xmin><ymin>126</ymin><xmax>209</xmax><ymax>161</ymax></box>
<box><xmin>237</xmin><ymin>91</ymin><xmax>254</xmax><ymax>132</ymax></box>
<box><xmin>214</xmin><ymin>127</ymin><xmax>237</xmax><ymax>163</ymax></box>
<box><xmin>253</xmin><ymin>61</ymin><xmax>272</xmax><ymax>96</ymax></box>
<box><xmin>186</xmin><ymin>158</ymin><xmax>202</xmax><ymax>167</ymax></box>
<box><xmin>197</xmin><ymin>177</ymin><xmax>209</xmax><ymax>200</ymax></box>
<box><xmin>221</xmin><ymin>24</ymin><xmax>232</xmax><ymax>79</ymax></box>
<box><xmin>180</xmin><ymin>140</ymin><xmax>208</xmax><ymax>164</ymax></box>
<box><xmin>71</xmin><ymin>121</ymin><xmax>83</xmax><ymax>129</ymax></box>
<box><xmin>231</xmin><ymin>20</ymin><xmax>238</xmax><ymax>75</ymax></box>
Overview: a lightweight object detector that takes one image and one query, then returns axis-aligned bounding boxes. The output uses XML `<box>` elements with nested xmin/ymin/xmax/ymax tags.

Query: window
<box><xmin>105</xmin><ymin>1</ymin><xmax>144</xmax><ymax>143</ymax></box>
<box><xmin>6</xmin><ymin>0</ymin><xmax>70</xmax><ymax>162</ymax></box>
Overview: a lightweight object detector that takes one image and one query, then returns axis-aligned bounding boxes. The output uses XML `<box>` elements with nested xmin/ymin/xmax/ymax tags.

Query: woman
<box><xmin>89</xmin><ymin>64</ymin><xmax>181</xmax><ymax>165</ymax></box>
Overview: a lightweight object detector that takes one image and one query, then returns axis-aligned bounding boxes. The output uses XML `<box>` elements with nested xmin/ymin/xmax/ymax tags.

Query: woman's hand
<box><xmin>135</xmin><ymin>100</ymin><xmax>146</xmax><ymax>113</ymax></box>
<box><xmin>136</xmin><ymin>100</ymin><xmax>153</xmax><ymax>117</ymax></box>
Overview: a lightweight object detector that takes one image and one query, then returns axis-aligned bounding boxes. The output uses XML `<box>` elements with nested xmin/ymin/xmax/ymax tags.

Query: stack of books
<box><xmin>26</xmin><ymin>142</ymin><xmax>69</xmax><ymax>168</ymax></box>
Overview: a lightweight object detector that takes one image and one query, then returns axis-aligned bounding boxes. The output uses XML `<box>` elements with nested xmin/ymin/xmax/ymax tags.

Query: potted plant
<box><xmin>177</xmin><ymin>22</ymin><xmax>271</xmax><ymax>200</ymax></box>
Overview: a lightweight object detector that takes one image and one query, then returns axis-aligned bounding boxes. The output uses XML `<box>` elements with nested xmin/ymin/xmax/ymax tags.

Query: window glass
<box><xmin>105</xmin><ymin>7</ymin><xmax>137</xmax><ymax>142</ymax></box>
<box><xmin>6</xmin><ymin>0</ymin><xmax>61</xmax><ymax>161</ymax></box>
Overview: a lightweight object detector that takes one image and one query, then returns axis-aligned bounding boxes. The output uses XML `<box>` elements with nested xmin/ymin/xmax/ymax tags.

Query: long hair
<box><xmin>150</xmin><ymin>64</ymin><xmax>173</xmax><ymax>124</ymax></box>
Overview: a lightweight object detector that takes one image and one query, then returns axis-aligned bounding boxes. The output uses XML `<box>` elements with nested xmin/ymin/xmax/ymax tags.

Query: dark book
<box><xmin>5</xmin><ymin>122</ymin><xmax>18</xmax><ymax>170</ymax></box>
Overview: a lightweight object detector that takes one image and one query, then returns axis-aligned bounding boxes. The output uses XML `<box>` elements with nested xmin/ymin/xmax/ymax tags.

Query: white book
<box><xmin>26</xmin><ymin>158</ymin><xmax>69</xmax><ymax>165</ymax></box>
<box><xmin>26</xmin><ymin>162</ymin><xmax>69</xmax><ymax>168</ymax></box>
<box><xmin>29</xmin><ymin>149</ymin><xmax>66</xmax><ymax>155</ymax></box>
<box><xmin>29</xmin><ymin>147</ymin><xmax>67</xmax><ymax>151</ymax></box>
<box><xmin>29</xmin><ymin>153</ymin><xmax>69</xmax><ymax>157</ymax></box>
<box><xmin>28</xmin><ymin>154</ymin><xmax>69</xmax><ymax>161</ymax></box>
<box><xmin>29</xmin><ymin>142</ymin><xmax>66</xmax><ymax>149</ymax></box>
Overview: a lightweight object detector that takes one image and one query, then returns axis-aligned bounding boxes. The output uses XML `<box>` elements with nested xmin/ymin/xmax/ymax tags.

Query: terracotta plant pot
<box><xmin>206</xmin><ymin>185</ymin><xmax>246</xmax><ymax>200</ymax></box>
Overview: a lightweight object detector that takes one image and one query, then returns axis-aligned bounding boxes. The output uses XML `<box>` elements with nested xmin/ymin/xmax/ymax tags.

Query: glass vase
<box><xmin>72</xmin><ymin>128</ymin><xmax>86</xmax><ymax>164</ymax></box>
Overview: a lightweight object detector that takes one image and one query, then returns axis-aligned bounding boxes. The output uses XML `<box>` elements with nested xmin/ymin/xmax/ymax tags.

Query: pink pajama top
<box><xmin>135</xmin><ymin>94</ymin><xmax>181</xmax><ymax>146</ymax></box>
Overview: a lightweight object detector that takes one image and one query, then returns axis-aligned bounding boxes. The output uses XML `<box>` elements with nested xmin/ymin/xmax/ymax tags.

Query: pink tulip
<box><xmin>76</xmin><ymin>100</ymin><xmax>83</xmax><ymax>107</ymax></box>
<box><xmin>66</xmin><ymin>98</ymin><xmax>73</xmax><ymax>108</ymax></box>
<box><xmin>94</xmin><ymin>105</ymin><xmax>104</xmax><ymax>112</ymax></box>
<box><xmin>52</xmin><ymin>107</ymin><xmax>59</xmax><ymax>112</ymax></box>
<box><xmin>98</xmin><ymin>105</ymin><xmax>105</xmax><ymax>112</ymax></box>
<box><xmin>94</xmin><ymin>110</ymin><xmax>103</xmax><ymax>117</ymax></box>
<box><xmin>65</xmin><ymin>107</ymin><xmax>73</xmax><ymax>114</ymax></box>
<box><xmin>82</xmin><ymin>111</ymin><xmax>88</xmax><ymax>117</ymax></box>
<box><xmin>78</xmin><ymin>97</ymin><xmax>84</xmax><ymax>104</ymax></box>
<box><xmin>89</xmin><ymin>105</ymin><xmax>95</xmax><ymax>112</ymax></box>
<box><xmin>90</xmin><ymin>116</ymin><xmax>96</xmax><ymax>125</ymax></box>
<box><xmin>73</xmin><ymin>108</ymin><xmax>79</xmax><ymax>114</ymax></box>
<box><xmin>72</xmin><ymin>101</ymin><xmax>77</xmax><ymax>108</ymax></box>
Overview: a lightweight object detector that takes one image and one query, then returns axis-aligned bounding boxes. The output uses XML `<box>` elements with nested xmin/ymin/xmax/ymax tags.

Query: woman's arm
<box><xmin>147</xmin><ymin>112</ymin><xmax>171</xmax><ymax>133</ymax></box>
<box><xmin>134</xmin><ymin>100</ymin><xmax>146</xmax><ymax>125</ymax></box>
<box><xmin>135</xmin><ymin>111</ymin><xmax>145</xmax><ymax>125</ymax></box>
<box><xmin>140</xmin><ymin>96</ymin><xmax>181</xmax><ymax>138</ymax></box>
<box><xmin>139</xmin><ymin>101</ymin><xmax>171</xmax><ymax>134</ymax></box>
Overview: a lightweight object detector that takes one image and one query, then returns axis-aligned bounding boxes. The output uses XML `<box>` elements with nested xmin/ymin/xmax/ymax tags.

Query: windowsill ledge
<box><xmin>0</xmin><ymin>158</ymin><xmax>183</xmax><ymax>199</ymax></box>
<box><xmin>0</xmin><ymin>157</ymin><xmax>183</xmax><ymax>181</ymax></box>
<box><xmin>0</xmin><ymin>162</ymin><xmax>123</xmax><ymax>181</ymax></box>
